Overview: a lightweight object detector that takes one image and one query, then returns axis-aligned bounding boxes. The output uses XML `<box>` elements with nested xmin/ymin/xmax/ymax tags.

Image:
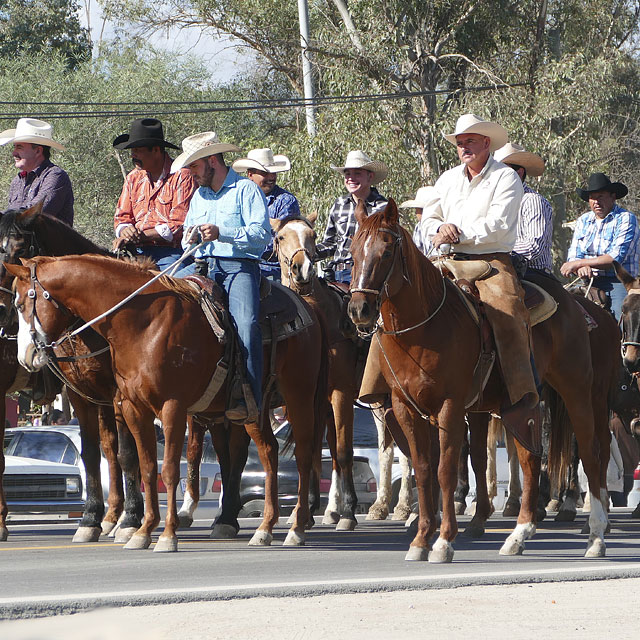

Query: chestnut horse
<box><xmin>348</xmin><ymin>200</ymin><xmax>613</xmax><ymax>562</ymax></box>
<box><xmin>8</xmin><ymin>253</ymin><xmax>326</xmax><ymax>552</ymax></box>
<box><xmin>0</xmin><ymin>205</ymin><xmax>142</xmax><ymax>543</ymax></box>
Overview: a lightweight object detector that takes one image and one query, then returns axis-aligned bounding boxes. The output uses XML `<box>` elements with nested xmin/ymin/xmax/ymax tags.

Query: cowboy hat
<box><xmin>171</xmin><ymin>132</ymin><xmax>242</xmax><ymax>173</ymax></box>
<box><xmin>494</xmin><ymin>142</ymin><xmax>545</xmax><ymax>177</ymax></box>
<box><xmin>0</xmin><ymin>118</ymin><xmax>65</xmax><ymax>151</ymax></box>
<box><xmin>232</xmin><ymin>148</ymin><xmax>291</xmax><ymax>173</ymax></box>
<box><xmin>576</xmin><ymin>172</ymin><xmax>628</xmax><ymax>201</ymax></box>
<box><xmin>330</xmin><ymin>150</ymin><xmax>388</xmax><ymax>184</ymax></box>
<box><xmin>113</xmin><ymin>118</ymin><xmax>179</xmax><ymax>150</ymax></box>
<box><xmin>399</xmin><ymin>186</ymin><xmax>439</xmax><ymax>209</ymax></box>
<box><xmin>443</xmin><ymin>114</ymin><xmax>508</xmax><ymax>152</ymax></box>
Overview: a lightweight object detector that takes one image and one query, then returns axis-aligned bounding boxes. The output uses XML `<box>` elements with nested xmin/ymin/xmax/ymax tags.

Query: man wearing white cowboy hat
<box><xmin>1</xmin><ymin>118</ymin><xmax>74</xmax><ymax>226</ymax></box>
<box><xmin>560</xmin><ymin>172</ymin><xmax>639</xmax><ymax>320</ymax></box>
<box><xmin>316</xmin><ymin>150</ymin><xmax>388</xmax><ymax>283</ymax></box>
<box><xmin>232</xmin><ymin>148</ymin><xmax>300</xmax><ymax>280</ymax></box>
<box><xmin>112</xmin><ymin>118</ymin><xmax>197</xmax><ymax>270</ymax></box>
<box><xmin>421</xmin><ymin>114</ymin><xmax>539</xmax><ymax>419</ymax></box>
<box><xmin>494</xmin><ymin>142</ymin><xmax>553</xmax><ymax>276</ymax></box>
<box><xmin>399</xmin><ymin>186</ymin><xmax>439</xmax><ymax>255</ymax></box>
<box><xmin>173</xmin><ymin>131</ymin><xmax>270</xmax><ymax>424</ymax></box>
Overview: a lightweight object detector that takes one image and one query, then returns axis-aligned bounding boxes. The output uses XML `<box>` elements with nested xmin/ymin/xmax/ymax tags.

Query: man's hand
<box><xmin>118</xmin><ymin>225</ymin><xmax>142</xmax><ymax>243</ymax></box>
<box><xmin>560</xmin><ymin>260</ymin><xmax>586</xmax><ymax>278</ymax></box>
<box><xmin>432</xmin><ymin>223</ymin><xmax>461</xmax><ymax>249</ymax></box>
<box><xmin>112</xmin><ymin>236</ymin><xmax>131</xmax><ymax>251</ymax></box>
<box><xmin>576</xmin><ymin>265</ymin><xmax>594</xmax><ymax>278</ymax></box>
<box><xmin>198</xmin><ymin>224</ymin><xmax>220</xmax><ymax>242</ymax></box>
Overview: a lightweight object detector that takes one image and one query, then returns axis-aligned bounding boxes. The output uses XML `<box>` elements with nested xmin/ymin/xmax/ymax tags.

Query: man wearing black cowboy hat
<box><xmin>113</xmin><ymin>118</ymin><xmax>197</xmax><ymax>270</ymax></box>
<box><xmin>561</xmin><ymin>172</ymin><xmax>640</xmax><ymax>319</ymax></box>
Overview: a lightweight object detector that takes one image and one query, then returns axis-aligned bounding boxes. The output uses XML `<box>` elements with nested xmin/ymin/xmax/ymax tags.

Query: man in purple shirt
<box><xmin>0</xmin><ymin>118</ymin><xmax>74</xmax><ymax>226</ymax></box>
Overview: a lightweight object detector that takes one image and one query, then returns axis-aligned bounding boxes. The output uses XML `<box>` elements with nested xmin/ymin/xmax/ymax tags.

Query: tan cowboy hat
<box><xmin>443</xmin><ymin>114</ymin><xmax>508</xmax><ymax>152</ymax></box>
<box><xmin>232</xmin><ymin>148</ymin><xmax>291</xmax><ymax>173</ymax></box>
<box><xmin>399</xmin><ymin>186</ymin><xmax>439</xmax><ymax>209</ymax></box>
<box><xmin>0</xmin><ymin>118</ymin><xmax>65</xmax><ymax>151</ymax></box>
<box><xmin>171</xmin><ymin>132</ymin><xmax>242</xmax><ymax>173</ymax></box>
<box><xmin>494</xmin><ymin>142</ymin><xmax>545</xmax><ymax>177</ymax></box>
<box><xmin>330</xmin><ymin>150</ymin><xmax>388</xmax><ymax>185</ymax></box>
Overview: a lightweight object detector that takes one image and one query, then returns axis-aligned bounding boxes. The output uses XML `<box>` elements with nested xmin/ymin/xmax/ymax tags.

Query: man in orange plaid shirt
<box><xmin>113</xmin><ymin>118</ymin><xmax>197</xmax><ymax>270</ymax></box>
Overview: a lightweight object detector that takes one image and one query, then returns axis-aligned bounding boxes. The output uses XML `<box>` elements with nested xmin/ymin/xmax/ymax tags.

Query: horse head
<box><xmin>348</xmin><ymin>198</ymin><xmax>406</xmax><ymax>330</ymax></box>
<box><xmin>272</xmin><ymin>212</ymin><xmax>318</xmax><ymax>295</ymax></box>
<box><xmin>615</xmin><ymin>261</ymin><xmax>640</xmax><ymax>376</ymax></box>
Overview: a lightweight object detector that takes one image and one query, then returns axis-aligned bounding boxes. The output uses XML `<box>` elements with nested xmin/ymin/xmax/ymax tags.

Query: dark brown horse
<box><xmin>0</xmin><ymin>205</ymin><xmax>142</xmax><ymax>543</ymax></box>
<box><xmin>347</xmin><ymin>200</ymin><xmax>612</xmax><ymax>562</ymax></box>
<box><xmin>7</xmin><ymin>253</ymin><xmax>327</xmax><ymax>551</ymax></box>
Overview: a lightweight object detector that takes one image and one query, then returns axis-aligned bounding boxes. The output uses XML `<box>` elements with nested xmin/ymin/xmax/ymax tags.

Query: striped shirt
<box><xmin>316</xmin><ymin>187</ymin><xmax>387</xmax><ymax>268</ymax></box>
<box><xmin>567</xmin><ymin>204</ymin><xmax>640</xmax><ymax>276</ymax></box>
<box><xmin>513</xmin><ymin>184</ymin><xmax>553</xmax><ymax>272</ymax></box>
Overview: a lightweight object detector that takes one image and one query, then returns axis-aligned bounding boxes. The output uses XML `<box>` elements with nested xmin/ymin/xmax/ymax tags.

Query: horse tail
<box><xmin>545</xmin><ymin>385</ymin><xmax>573</xmax><ymax>494</ymax></box>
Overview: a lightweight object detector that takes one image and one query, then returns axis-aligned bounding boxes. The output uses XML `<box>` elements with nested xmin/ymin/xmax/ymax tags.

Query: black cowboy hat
<box><xmin>113</xmin><ymin>118</ymin><xmax>179</xmax><ymax>150</ymax></box>
<box><xmin>576</xmin><ymin>172</ymin><xmax>628</xmax><ymax>201</ymax></box>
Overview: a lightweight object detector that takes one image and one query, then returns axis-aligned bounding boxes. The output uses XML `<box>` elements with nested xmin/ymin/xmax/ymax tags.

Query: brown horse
<box><xmin>7</xmin><ymin>253</ymin><xmax>326</xmax><ymax>552</ymax></box>
<box><xmin>347</xmin><ymin>200</ymin><xmax>612</xmax><ymax>562</ymax></box>
<box><xmin>0</xmin><ymin>205</ymin><xmax>142</xmax><ymax>543</ymax></box>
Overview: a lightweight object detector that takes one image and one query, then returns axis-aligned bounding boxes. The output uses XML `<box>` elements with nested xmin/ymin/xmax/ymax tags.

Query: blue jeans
<box><xmin>593</xmin><ymin>276</ymin><xmax>626</xmax><ymax>321</ymax></box>
<box><xmin>334</xmin><ymin>269</ymin><xmax>352</xmax><ymax>284</ymax></box>
<box><xmin>137</xmin><ymin>246</ymin><xmax>192</xmax><ymax>272</ymax></box>
<box><xmin>176</xmin><ymin>257</ymin><xmax>263</xmax><ymax>410</ymax></box>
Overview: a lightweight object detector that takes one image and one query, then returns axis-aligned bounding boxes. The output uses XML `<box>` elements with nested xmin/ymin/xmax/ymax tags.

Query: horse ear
<box><xmin>382</xmin><ymin>199</ymin><xmax>399</xmax><ymax>225</ymax></box>
<box><xmin>269</xmin><ymin>218</ymin><xmax>280</xmax><ymax>231</ymax></box>
<box><xmin>306</xmin><ymin>211</ymin><xmax>318</xmax><ymax>227</ymax></box>
<box><xmin>614</xmin><ymin>261</ymin><xmax>639</xmax><ymax>290</ymax></box>
<box><xmin>16</xmin><ymin>201</ymin><xmax>44</xmax><ymax>227</ymax></box>
<box><xmin>354</xmin><ymin>199</ymin><xmax>367</xmax><ymax>225</ymax></box>
<box><xmin>3</xmin><ymin>261</ymin><xmax>30</xmax><ymax>280</ymax></box>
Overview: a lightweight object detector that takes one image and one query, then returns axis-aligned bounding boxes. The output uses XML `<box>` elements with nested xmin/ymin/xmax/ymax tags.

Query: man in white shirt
<box><xmin>420</xmin><ymin>114</ymin><xmax>537</xmax><ymax>415</ymax></box>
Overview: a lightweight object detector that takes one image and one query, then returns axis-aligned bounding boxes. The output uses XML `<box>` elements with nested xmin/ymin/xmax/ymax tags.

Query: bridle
<box><xmin>273</xmin><ymin>219</ymin><xmax>317</xmax><ymax>292</ymax></box>
<box><xmin>619</xmin><ymin>290</ymin><xmax>640</xmax><ymax>358</ymax></box>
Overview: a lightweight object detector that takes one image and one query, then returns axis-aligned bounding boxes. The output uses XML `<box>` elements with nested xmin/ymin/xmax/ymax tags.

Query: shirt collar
<box><xmin>590</xmin><ymin>203</ymin><xmax>624</xmax><ymax>222</ymax></box>
<box><xmin>459</xmin><ymin>154</ymin><xmax>493</xmax><ymax>181</ymax></box>
<box><xmin>200</xmin><ymin>166</ymin><xmax>240</xmax><ymax>196</ymax></box>
<box><xmin>19</xmin><ymin>158</ymin><xmax>52</xmax><ymax>179</ymax></box>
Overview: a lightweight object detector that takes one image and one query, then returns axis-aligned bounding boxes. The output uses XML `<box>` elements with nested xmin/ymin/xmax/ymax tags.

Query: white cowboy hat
<box><xmin>330</xmin><ymin>150</ymin><xmax>388</xmax><ymax>185</ymax></box>
<box><xmin>232</xmin><ymin>148</ymin><xmax>291</xmax><ymax>173</ymax></box>
<box><xmin>0</xmin><ymin>118</ymin><xmax>65</xmax><ymax>151</ymax></box>
<box><xmin>443</xmin><ymin>114</ymin><xmax>508</xmax><ymax>152</ymax></box>
<box><xmin>171</xmin><ymin>132</ymin><xmax>241</xmax><ymax>173</ymax></box>
<box><xmin>494</xmin><ymin>142</ymin><xmax>545</xmax><ymax>177</ymax></box>
<box><xmin>399</xmin><ymin>186</ymin><xmax>439</xmax><ymax>209</ymax></box>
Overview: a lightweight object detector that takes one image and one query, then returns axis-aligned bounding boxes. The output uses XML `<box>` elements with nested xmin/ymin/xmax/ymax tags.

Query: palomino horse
<box><xmin>271</xmin><ymin>212</ymin><xmax>413</xmax><ymax>525</ymax></box>
<box><xmin>8</xmin><ymin>253</ymin><xmax>327</xmax><ymax>552</ymax></box>
<box><xmin>348</xmin><ymin>200</ymin><xmax>612</xmax><ymax>562</ymax></box>
<box><xmin>0</xmin><ymin>205</ymin><xmax>142</xmax><ymax>543</ymax></box>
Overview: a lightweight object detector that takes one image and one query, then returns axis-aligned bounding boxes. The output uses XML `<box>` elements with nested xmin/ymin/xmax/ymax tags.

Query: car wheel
<box><xmin>239</xmin><ymin>499</ymin><xmax>265</xmax><ymax>518</ymax></box>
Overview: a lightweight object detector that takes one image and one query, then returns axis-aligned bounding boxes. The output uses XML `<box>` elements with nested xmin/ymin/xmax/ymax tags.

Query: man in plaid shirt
<box><xmin>316</xmin><ymin>150</ymin><xmax>388</xmax><ymax>283</ymax></box>
<box><xmin>561</xmin><ymin>172</ymin><xmax>640</xmax><ymax>319</ymax></box>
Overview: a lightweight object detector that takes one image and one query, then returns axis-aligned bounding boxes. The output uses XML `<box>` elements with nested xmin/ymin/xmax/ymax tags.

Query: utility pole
<box><xmin>297</xmin><ymin>0</ymin><xmax>316</xmax><ymax>137</ymax></box>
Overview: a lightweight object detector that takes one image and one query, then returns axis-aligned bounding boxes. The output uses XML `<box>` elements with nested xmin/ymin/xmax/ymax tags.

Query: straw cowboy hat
<box><xmin>399</xmin><ymin>186</ymin><xmax>439</xmax><ymax>209</ymax></box>
<box><xmin>232</xmin><ymin>148</ymin><xmax>291</xmax><ymax>173</ymax></box>
<box><xmin>171</xmin><ymin>132</ymin><xmax>242</xmax><ymax>173</ymax></box>
<box><xmin>494</xmin><ymin>142</ymin><xmax>545</xmax><ymax>177</ymax></box>
<box><xmin>330</xmin><ymin>150</ymin><xmax>388</xmax><ymax>185</ymax></box>
<box><xmin>443</xmin><ymin>114</ymin><xmax>508</xmax><ymax>152</ymax></box>
<box><xmin>0</xmin><ymin>118</ymin><xmax>65</xmax><ymax>151</ymax></box>
<box><xmin>576</xmin><ymin>172</ymin><xmax>628</xmax><ymax>201</ymax></box>
<box><xmin>113</xmin><ymin>118</ymin><xmax>179</xmax><ymax>150</ymax></box>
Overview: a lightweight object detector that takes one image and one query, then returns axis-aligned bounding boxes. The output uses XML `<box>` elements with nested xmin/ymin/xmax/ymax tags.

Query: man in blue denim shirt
<box><xmin>172</xmin><ymin>132</ymin><xmax>271</xmax><ymax>423</ymax></box>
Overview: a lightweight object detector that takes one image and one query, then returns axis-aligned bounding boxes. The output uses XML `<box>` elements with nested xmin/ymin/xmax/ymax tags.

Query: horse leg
<box><xmin>499</xmin><ymin>439</ymin><xmax>540</xmax><ymax>555</ymax></box>
<box><xmin>95</xmin><ymin>404</ymin><xmax>124</xmax><ymax>534</ymax></box>
<box><xmin>454</xmin><ymin>430</ymin><xmax>469</xmax><ymax>515</ymax></box>
<box><xmin>177</xmin><ymin>417</ymin><xmax>204</xmax><ymax>528</ymax></box>
<box><xmin>556</xmin><ymin>437</ymin><xmax>579</xmax><ymax>522</ymax></box>
<box><xmin>504</xmin><ymin>430</ymin><xmax>523</xmax><ymax>517</ymax></box>
<box><xmin>67</xmin><ymin>392</ymin><xmax>106</xmax><ymax>543</ymax></box>
<box><xmin>464</xmin><ymin>413</ymin><xmax>492</xmax><ymax>538</ymax></box>
<box><xmin>486</xmin><ymin>418</ymin><xmax>498</xmax><ymax>510</ymax></box>
<box><xmin>366</xmin><ymin>404</ymin><xmax>392</xmax><ymax>521</ymax></box>
<box><xmin>322</xmin><ymin>408</ymin><xmax>342</xmax><ymax>525</ymax></box>
<box><xmin>394</xmin><ymin>451</ymin><xmax>413</xmax><ymax>521</ymax></box>
<box><xmin>0</xmin><ymin>395</ymin><xmax>7</xmax><ymax>541</ymax></box>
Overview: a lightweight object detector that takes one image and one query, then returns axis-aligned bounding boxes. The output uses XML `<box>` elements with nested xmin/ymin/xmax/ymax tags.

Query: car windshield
<box><xmin>10</xmin><ymin>431</ymin><xmax>78</xmax><ymax>465</ymax></box>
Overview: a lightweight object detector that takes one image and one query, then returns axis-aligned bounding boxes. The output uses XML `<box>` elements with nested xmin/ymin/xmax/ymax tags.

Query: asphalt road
<box><xmin>1</xmin><ymin>509</ymin><xmax>639</xmax><ymax>620</ymax></box>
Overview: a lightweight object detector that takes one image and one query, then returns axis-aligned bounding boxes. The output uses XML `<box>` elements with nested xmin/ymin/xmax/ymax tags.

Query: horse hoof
<box><xmin>178</xmin><ymin>512</ymin><xmax>194</xmax><ymax>528</ymax></box>
<box><xmin>454</xmin><ymin>501</ymin><xmax>466</xmax><ymax>515</ymax></box>
<box><xmin>631</xmin><ymin>504</ymin><xmax>640</xmax><ymax>519</ymax></box>
<box><xmin>391</xmin><ymin>506</ymin><xmax>412</xmax><ymax>521</ymax></box>
<box><xmin>248</xmin><ymin>529</ymin><xmax>273</xmax><ymax>546</ymax></box>
<box><xmin>366</xmin><ymin>503</ymin><xmax>389</xmax><ymax>520</ymax></box>
<box><xmin>336</xmin><ymin>518</ymin><xmax>357</xmax><ymax>531</ymax></box>
<box><xmin>429</xmin><ymin>538</ymin><xmax>454</xmax><ymax>563</ymax></box>
<box><xmin>72</xmin><ymin>526</ymin><xmax>101</xmax><ymax>543</ymax></box>
<box><xmin>546</xmin><ymin>499</ymin><xmax>561</xmax><ymax>512</ymax></box>
<box><xmin>154</xmin><ymin>536</ymin><xmax>178</xmax><ymax>553</ymax></box>
<box><xmin>464</xmin><ymin>502</ymin><xmax>477</xmax><ymax>516</ymax></box>
<box><xmin>405</xmin><ymin>546</ymin><xmax>429</xmax><ymax>561</ymax></box>
<box><xmin>114</xmin><ymin>527</ymin><xmax>138</xmax><ymax>544</ymax></box>
<box><xmin>499</xmin><ymin>538</ymin><xmax>524</xmax><ymax>556</ymax></box>
<box><xmin>283</xmin><ymin>529</ymin><xmax>305</xmax><ymax>546</ymax></box>
<box><xmin>123</xmin><ymin>534</ymin><xmax>152</xmax><ymax>550</ymax></box>
<box><xmin>555</xmin><ymin>509</ymin><xmax>576</xmax><ymax>522</ymax></box>
<box><xmin>211</xmin><ymin>524</ymin><xmax>239</xmax><ymax>539</ymax></box>
<box><xmin>464</xmin><ymin>522</ymin><xmax>485</xmax><ymax>538</ymax></box>
<box><xmin>585</xmin><ymin>538</ymin><xmax>606</xmax><ymax>558</ymax></box>
<box><xmin>0</xmin><ymin>526</ymin><xmax>8</xmax><ymax>542</ymax></box>
<box><xmin>502</xmin><ymin>500</ymin><xmax>520</xmax><ymax>518</ymax></box>
<box><xmin>322</xmin><ymin>511</ymin><xmax>340</xmax><ymax>525</ymax></box>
